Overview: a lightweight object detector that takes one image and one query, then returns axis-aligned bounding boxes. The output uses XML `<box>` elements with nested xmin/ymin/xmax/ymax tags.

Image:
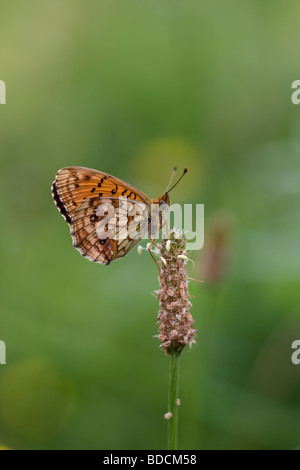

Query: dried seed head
<box><xmin>156</xmin><ymin>230</ymin><xmax>196</xmax><ymax>355</ymax></box>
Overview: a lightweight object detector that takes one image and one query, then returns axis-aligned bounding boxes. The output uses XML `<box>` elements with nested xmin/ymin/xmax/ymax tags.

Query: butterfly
<box><xmin>51</xmin><ymin>166</ymin><xmax>187</xmax><ymax>265</ymax></box>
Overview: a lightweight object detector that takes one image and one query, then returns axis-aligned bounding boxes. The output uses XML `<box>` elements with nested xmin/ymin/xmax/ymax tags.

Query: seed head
<box><xmin>156</xmin><ymin>230</ymin><xmax>196</xmax><ymax>355</ymax></box>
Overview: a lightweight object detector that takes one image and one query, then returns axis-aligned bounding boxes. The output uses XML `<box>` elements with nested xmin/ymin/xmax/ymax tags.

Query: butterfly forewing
<box><xmin>51</xmin><ymin>166</ymin><xmax>151</xmax><ymax>224</ymax></box>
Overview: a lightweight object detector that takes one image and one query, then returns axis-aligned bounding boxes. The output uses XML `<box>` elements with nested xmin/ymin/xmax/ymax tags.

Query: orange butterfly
<box><xmin>51</xmin><ymin>166</ymin><xmax>187</xmax><ymax>265</ymax></box>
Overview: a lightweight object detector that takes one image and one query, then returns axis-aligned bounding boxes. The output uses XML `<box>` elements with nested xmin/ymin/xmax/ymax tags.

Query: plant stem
<box><xmin>167</xmin><ymin>351</ymin><xmax>180</xmax><ymax>450</ymax></box>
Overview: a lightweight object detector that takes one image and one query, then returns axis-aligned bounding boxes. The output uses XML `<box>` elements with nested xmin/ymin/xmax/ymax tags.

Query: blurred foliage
<box><xmin>1</xmin><ymin>0</ymin><xmax>300</xmax><ymax>450</ymax></box>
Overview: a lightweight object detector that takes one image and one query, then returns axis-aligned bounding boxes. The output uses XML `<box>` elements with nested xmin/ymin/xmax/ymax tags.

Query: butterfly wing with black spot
<box><xmin>71</xmin><ymin>196</ymin><xmax>150</xmax><ymax>265</ymax></box>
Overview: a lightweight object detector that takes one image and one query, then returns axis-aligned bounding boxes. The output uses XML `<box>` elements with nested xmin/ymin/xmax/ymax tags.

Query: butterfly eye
<box><xmin>159</xmin><ymin>195</ymin><xmax>170</xmax><ymax>207</ymax></box>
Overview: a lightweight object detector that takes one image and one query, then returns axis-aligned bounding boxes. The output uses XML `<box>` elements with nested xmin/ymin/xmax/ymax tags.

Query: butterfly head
<box><xmin>159</xmin><ymin>192</ymin><xmax>171</xmax><ymax>206</ymax></box>
<box><xmin>154</xmin><ymin>167</ymin><xmax>188</xmax><ymax>207</ymax></box>
<box><xmin>151</xmin><ymin>192</ymin><xmax>171</xmax><ymax>208</ymax></box>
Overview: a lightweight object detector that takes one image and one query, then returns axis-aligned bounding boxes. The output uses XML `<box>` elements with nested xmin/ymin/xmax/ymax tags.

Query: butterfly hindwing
<box><xmin>71</xmin><ymin>196</ymin><xmax>150</xmax><ymax>265</ymax></box>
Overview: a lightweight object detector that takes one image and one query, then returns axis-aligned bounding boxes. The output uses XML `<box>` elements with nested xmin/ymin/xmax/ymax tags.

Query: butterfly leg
<box><xmin>147</xmin><ymin>238</ymin><xmax>160</xmax><ymax>272</ymax></box>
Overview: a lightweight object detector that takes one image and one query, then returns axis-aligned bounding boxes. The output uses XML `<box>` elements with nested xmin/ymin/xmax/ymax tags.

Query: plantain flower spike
<box><xmin>156</xmin><ymin>230</ymin><xmax>196</xmax><ymax>355</ymax></box>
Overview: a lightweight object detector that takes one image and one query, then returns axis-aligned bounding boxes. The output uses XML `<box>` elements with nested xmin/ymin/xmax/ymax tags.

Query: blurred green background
<box><xmin>1</xmin><ymin>0</ymin><xmax>300</xmax><ymax>450</ymax></box>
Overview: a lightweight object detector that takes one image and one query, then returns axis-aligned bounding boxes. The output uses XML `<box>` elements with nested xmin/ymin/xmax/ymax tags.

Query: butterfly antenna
<box><xmin>164</xmin><ymin>166</ymin><xmax>177</xmax><ymax>194</ymax></box>
<box><xmin>164</xmin><ymin>168</ymin><xmax>188</xmax><ymax>195</ymax></box>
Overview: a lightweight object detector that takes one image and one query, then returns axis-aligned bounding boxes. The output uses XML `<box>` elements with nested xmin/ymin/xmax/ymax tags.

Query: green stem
<box><xmin>167</xmin><ymin>352</ymin><xmax>180</xmax><ymax>450</ymax></box>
